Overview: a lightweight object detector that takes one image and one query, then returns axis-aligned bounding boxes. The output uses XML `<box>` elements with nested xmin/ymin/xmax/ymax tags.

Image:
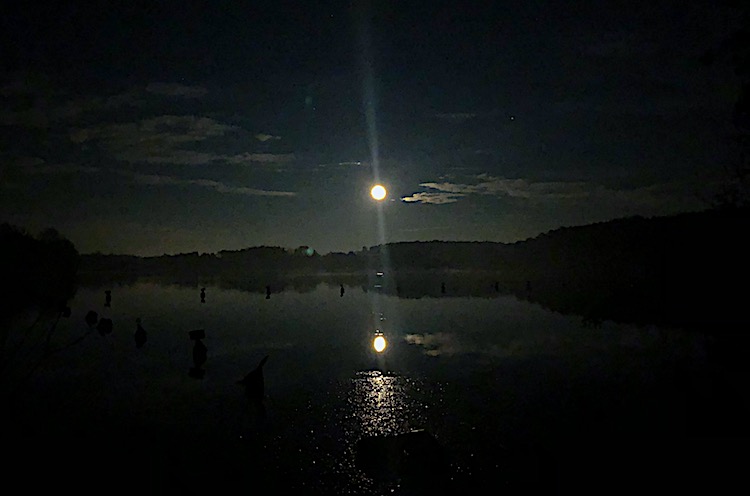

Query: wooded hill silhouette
<box><xmin>75</xmin><ymin>207</ymin><xmax>749</xmax><ymax>329</ymax></box>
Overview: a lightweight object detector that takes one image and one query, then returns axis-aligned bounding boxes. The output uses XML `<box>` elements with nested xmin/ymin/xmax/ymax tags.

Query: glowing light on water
<box><xmin>373</xmin><ymin>335</ymin><xmax>387</xmax><ymax>353</ymax></box>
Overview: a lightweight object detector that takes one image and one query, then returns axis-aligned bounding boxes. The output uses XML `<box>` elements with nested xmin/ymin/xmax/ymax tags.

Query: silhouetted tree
<box><xmin>1</xmin><ymin>224</ymin><xmax>79</xmax><ymax>321</ymax></box>
<box><xmin>1</xmin><ymin>224</ymin><xmax>85</xmax><ymax>422</ymax></box>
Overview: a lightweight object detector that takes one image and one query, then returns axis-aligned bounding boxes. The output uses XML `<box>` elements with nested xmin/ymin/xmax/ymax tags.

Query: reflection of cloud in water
<box><xmin>405</xmin><ymin>331</ymin><xmax>572</xmax><ymax>358</ymax></box>
<box><xmin>403</xmin><ymin>330</ymin><xmax>590</xmax><ymax>358</ymax></box>
<box><xmin>404</xmin><ymin>333</ymin><xmax>460</xmax><ymax>356</ymax></box>
<box><xmin>405</xmin><ymin>325</ymin><xmax>705</xmax><ymax>364</ymax></box>
<box><xmin>404</xmin><ymin>332</ymin><xmax>517</xmax><ymax>357</ymax></box>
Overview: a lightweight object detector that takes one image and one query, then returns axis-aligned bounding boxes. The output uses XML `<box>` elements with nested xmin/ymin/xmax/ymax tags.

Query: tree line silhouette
<box><xmin>74</xmin><ymin>207</ymin><xmax>749</xmax><ymax>329</ymax></box>
<box><xmin>2</xmin><ymin>205</ymin><xmax>747</xmax><ymax>332</ymax></box>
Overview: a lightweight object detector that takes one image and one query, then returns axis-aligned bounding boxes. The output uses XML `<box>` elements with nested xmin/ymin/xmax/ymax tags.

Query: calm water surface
<box><xmin>9</xmin><ymin>280</ymin><xmax>736</xmax><ymax>494</ymax></box>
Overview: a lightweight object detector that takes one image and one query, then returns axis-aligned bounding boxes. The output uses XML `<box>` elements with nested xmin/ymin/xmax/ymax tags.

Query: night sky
<box><xmin>1</xmin><ymin>0</ymin><xmax>742</xmax><ymax>256</ymax></box>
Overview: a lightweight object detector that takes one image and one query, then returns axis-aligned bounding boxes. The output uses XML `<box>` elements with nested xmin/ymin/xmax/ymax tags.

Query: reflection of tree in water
<box><xmin>189</xmin><ymin>329</ymin><xmax>207</xmax><ymax>379</ymax></box>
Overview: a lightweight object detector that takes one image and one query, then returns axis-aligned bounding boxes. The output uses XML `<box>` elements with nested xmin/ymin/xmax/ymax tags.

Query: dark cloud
<box><xmin>130</xmin><ymin>172</ymin><xmax>296</xmax><ymax>197</ymax></box>
<box><xmin>433</xmin><ymin>112</ymin><xmax>477</xmax><ymax>123</ymax></box>
<box><xmin>69</xmin><ymin>115</ymin><xmax>239</xmax><ymax>163</ymax></box>
<box><xmin>223</xmin><ymin>153</ymin><xmax>297</xmax><ymax>165</ymax></box>
<box><xmin>145</xmin><ymin>82</ymin><xmax>208</xmax><ymax>98</ymax></box>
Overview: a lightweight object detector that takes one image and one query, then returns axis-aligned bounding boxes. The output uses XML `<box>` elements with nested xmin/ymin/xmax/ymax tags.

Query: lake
<box><xmin>4</xmin><ymin>279</ymin><xmax>747</xmax><ymax>494</ymax></box>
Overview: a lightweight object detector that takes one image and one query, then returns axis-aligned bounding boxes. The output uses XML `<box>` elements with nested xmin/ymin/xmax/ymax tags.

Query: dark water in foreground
<box><xmin>4</xmin><ymin>281</ymin><xmax>749</xmax><ymax>494</ymax></box>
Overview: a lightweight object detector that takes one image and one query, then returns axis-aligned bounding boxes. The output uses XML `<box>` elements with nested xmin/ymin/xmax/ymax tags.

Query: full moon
<box><xmin>373</xmin><ymin>335</ymin><xmax>387</xmax><ymax>352</ymax></box>
<box><xmin>370</xmin><ymin>184</ymin><xmax>387</xmax><ymax>201</ymax></box>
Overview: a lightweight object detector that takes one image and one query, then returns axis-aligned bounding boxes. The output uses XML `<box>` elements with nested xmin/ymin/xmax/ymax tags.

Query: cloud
<box><xmin>404</xmin><ymin>176</ymin><xmax>592</xmax><ymax>202</ymax></box>
<box><xmin>125</xmin><ymin>150</ymin><xmax>220</xmax><ymax>165</ymax></box>
<box><xmin>469</xmin><ymin>176</ymin><xmax>592</xmax><ymax>199</ymax></box>
<box><xmin>54</xmin><ymin>91</ymin><xmax>144</xmax><ymax>119</ymax></box>
<box><xmin>314</xmin><ymin>161</ymin><xmax>367</xmax><ymax>170</ymax></box>
<box><xmin>223</xmin><ymin>153</ymin><xmax>296</xmax><ymax>164</ymax></box>
<box><xmin>3</xmin><ymin>156</ymin><xmax>99</xmax><ymax>175</ymax></box>
<box><xmin>146</xmin><ymin>82</ymin><xmax>208</xmax><ymax>98</ymax></box>
<box><xmin>254</xmin><ymin>133</ymin><xmax>281</xmax><ymax>142</ymax></box>
<box><xmin>69</xmin><ymin>116</ymin><xmax>300</xmax><ymax>166</ymax></box>
<box><xmin>402</xmin><ymin>173</ymin><xmax>703</xmax><ymax>212</ymax></box>
<box><xmin>393</xmin><ymin>226</ymin><xmax>454</xmax><ymax>233</ymax></box>
<box><xmin>434</xmin><ymin>112</ymin><xmax>477</xmax><ymax>123</ymax></box>
<box><xmin>420</xmin><ymin>181</ymin><xmax>483</xmax><ymax>194</ymax></box>
<box><xmin>70</xmin><ymin>115</ymin><xmax>240</xmax><ymax>164</ymax></box>
<box><xmin>131</xmin><ymin>172</ymin><xmax>296</xmax><ymax>197</ymax></box>
<box><xmin>0</xmin><ymin>85</ymin><xmax>142</xmax><ymax>128</ymax></box>
<box><xmin>71</xmin><ymin>115</ymin><xmax>238</xmax><ymax>145</ymax></box>
<box><xmin>1</xmin><ymin>80</ymin><xmax>214</xmax><ymax>130</ymax></box>
<box><xmin>26</xmin><ymin>163</ymin><xmax>100</xmax><ymax>174</ymax></box>
<box><xmin>401</xmin><ymin>192</ymin><xmax>464</xmax><ymax>204</ymax></box>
